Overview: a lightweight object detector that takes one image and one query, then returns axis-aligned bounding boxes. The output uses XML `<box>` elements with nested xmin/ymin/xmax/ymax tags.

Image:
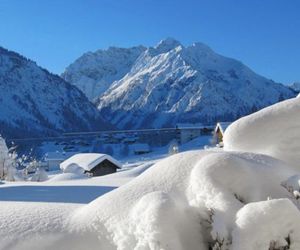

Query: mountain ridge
<box><xmin>0</xmin><ymin>46</ymin><xmax>111</xmax><ymax>139</ymax></box>
<box><xmin>64</xmin><ymin>38</ymin><xmax>296</xmax><ymax>129</ymax></box>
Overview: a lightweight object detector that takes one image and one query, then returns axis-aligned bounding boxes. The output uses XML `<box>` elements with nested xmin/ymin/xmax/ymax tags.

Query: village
<box><xmin>1</xmin><ymin>122</ymin><xmax>231</xmax><ymax>180</ymax></box>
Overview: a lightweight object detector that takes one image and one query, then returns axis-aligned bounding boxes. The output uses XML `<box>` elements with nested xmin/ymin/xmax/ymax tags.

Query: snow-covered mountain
<box><xmin>64</xmin><ymin>38</ymin><xmax>296</xmax><ymax>129</ymax></box>
<box><xmin>62</xmin><ymin>46</ymin><xmax>146</xmax><ymax>100</ymax></box>
<box><xmin>0</xmin><ymin>47</ymin><xmax>110</xmax><ymax>139</ymax></box>
<box><xmin>289</xmin><ymin>82</ymin><xmax>300</xmax><ymax>92</ymax></box>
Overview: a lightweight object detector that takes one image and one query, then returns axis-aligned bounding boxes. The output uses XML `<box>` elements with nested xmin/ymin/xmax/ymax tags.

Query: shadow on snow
<box><xmin>0</xmin><ymin>185</ymin><xmax>117</xmax><ymax>203</ymax></box>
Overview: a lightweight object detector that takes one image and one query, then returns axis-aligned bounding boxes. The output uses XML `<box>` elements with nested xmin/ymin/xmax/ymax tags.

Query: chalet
<box><xmin>60</xmin><ymin>153</ymin><xmax>122</xmax><ymax>177</ymax></box>
<box><xmin>175</xmin><ymin>123</ymin><xmax>204</xmax><ymax>144</ymax></box>
<box><xmin>214</xmin><ymin>122</ymin><xmax>232</xmax><ymax>146</ymax></box>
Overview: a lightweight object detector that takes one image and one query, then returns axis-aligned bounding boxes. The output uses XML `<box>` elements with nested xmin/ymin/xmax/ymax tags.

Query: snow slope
<box><xmin>223</xmin><ymin>97</ymin><xmax>300</xmax><ymax>170</ymax></box>
<box><xmin>1</xmin><ymin>150</ymin><xmax>299</xmax><ymax>250</ymax></box>
<box><xmin>62</xmin><ymin>46</ymin><xmax>146</xmax><ymax>100</ymax></box>
<box><xmin>0</xmin><ymin>47</ymin><xmax>110</xmax><ymax>139</ymax></box>
<box><xmin>289</xmin><ymin>82</ymin><xmax>300</xmax><ymax>92</ymax></box>
<box><xmin>63</xmin><ymin>38</ymin><xmax>296</xmax><ymax>129</ymax></box>
<box><xmin>2</xmin><ymin>97</ymin><xmax>300</xmax><ymax>249</ymax></box>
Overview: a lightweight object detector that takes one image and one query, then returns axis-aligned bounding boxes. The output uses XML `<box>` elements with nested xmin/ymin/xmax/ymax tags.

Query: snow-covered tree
<box><xmin>0</xmin><ymin>136</ymin><xmax>18</xmax><ymax>181</ymax></box>
<box><xmin>31</xmin><ymin>167</ymin><xmax>48</xmax><ymax>182</ymax></box>
<box><xmin>168</xmin><ymin>140</ymin><xmax>179</xmax><ymax>155</ymax></box>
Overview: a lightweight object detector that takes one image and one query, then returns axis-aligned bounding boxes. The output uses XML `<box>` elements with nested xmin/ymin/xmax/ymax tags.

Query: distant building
<box><xmin>44</xmin><ymin>151</ymin><xmax>76</xmax><ymax>171</ymax></box>
<box><xmin>175</xmin><ymin>123</ymin><xmax>205</xmax><ymax>144</ymax></box>
<box><xmin>214</xmin><ymin>122</ymin><xmax>232</xmax><ymax>146</ymax></box>
<box><xmin>130</xmin><ymin>143</ymin><xmax>151</xmax><ymax>155</ymax></box>
<box><xmin>60</xmin><ymin>153</ymin><xmax>122</xmax><ymax>177</ymax></box>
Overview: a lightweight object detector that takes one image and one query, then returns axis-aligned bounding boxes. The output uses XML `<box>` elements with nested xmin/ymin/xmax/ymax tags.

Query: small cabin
<box><xmin>60</xmin><ymin>153</ymin><xmax>122</xmax><ymax>177</ymax></box>
<box><xmin>130</xmin><ymin>143</ymin><xmax>151</xmax><ymax>155</ymax></box>
<box><xmin>214</xmin><ymin>122</ymin><xmax>232</xmax><ymax>146</ymax></box>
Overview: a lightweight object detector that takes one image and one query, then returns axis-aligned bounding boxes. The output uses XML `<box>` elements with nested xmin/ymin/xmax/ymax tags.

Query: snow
<box><xmin>232</xmin><ymin>199</ymin><xmax>300</xmax><ymax>250</ymax></box>
<box><xmin>215</xmin><ymin>122</ymin><xmax>232</xmax><ymax>134</ymax></box>
<box><xmin>62</xmin><ymin>46</ymin><xmax>146</xmax><ymax>100</ymax></box>
<box><xmin>290</xmin><ymin>82</ymin><xmax>300</xmax><ymax>92</ymax></box>
<box><xmin>60</xmin><ymin>153</ymin><xmax>122</xmax><ymax>172</ymax></box>
<box><xmin>66</xmin><ymin>150</ymin><xmax>295</xmax><ymax>249</ymax></box>
<box><xmin>0</xmin><ymin>145</ymin><xmax>300</xmax><ymax>249</ymax></box>
<box><xmin>223</xmin><ymin>97</ymin><xmax>300</xmax><ymax>170</ymax></box>
<box><xmin>0</xmin><ymin>46</ymin><xmax>110</xmax><ymax>139</ymax></box>
<box><xmin>93</xmin><ymin>39</ymin><xmax>295</xmax><ymax>129</ymax></box>
<box><xmin>2</xmin><ymin>97</ymin><xmax>300</xmax><ymax>249</ymax></box>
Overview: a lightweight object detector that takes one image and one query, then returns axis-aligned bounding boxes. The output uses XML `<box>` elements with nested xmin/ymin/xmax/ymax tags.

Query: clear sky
<box><xmin>0</xmin><ymin>0</ymin><xmax>299</xmax><ymax>83</ymax></box>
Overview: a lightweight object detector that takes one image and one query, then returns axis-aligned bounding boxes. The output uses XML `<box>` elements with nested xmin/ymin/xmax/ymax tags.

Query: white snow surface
<box><xmin>1</xmin><ymin>149</ymin><xmax>299</xmax><ymax>249</ymax></box>
<box><xmin>232</xmin><ymin>199</ymin><xmax>300</xmax><ymax>250</ymax></box>
<box><xmin>223</xmin><ymin>97</ymin><xmax>300</xmax><ymax>170</ymax></box>
<box><xmin>2</xmin><ymin>97</ymin><xmax>300</xmax><ymax>249</ymax></box>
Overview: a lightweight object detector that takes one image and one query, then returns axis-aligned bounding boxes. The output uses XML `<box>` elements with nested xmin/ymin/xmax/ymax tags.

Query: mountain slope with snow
<box><xmin>64</xmin><ymin>38</ymin><xmax>296</xmax><ymax>129</ymax></box>
<box><xmin>98</xmin><ymin>39</ymin><xmax>296</xmax><ymax>128</ymax></box>
<box><xmin>290</xmin><ymin>82</ymin><xmax>300</xmax><ymax>92</ymax></box>
<box><xmin>62</xmin><ymin>46</ymin><xmax>146</xmax><ymax>100</ymax></box>
<box><xmin>0</xmin><ymin>47</ymin><xmax>110</xmax><ymax>138</ymax></box>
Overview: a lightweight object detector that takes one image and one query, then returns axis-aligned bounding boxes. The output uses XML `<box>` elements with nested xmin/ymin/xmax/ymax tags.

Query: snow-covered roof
<box><xmin>60</xmin><ymin>153</ymin><xmax>122</xmax><ymax>172</ymax></box>
<box><xmin>176</xmin><ymin>123</ymin><xmax>204</xmax><ymax>129</ymax></box>
<box><xmin>215</xmin><ymin>122</ymin><xmax>232</xmax><ymax>134</ymax></box>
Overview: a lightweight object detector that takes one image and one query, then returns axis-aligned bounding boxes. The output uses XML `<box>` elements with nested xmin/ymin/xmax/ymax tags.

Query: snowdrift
<box><xmin>223</xmin><ymin>97</ymin><xmax>300</xmax><ymax>170</ymax></box>
<box><xmin>1</xmin><ymin>150</ymin><xmax>300</xmax><ymax>250</ymax></box>
<box><xmin>2</xmin><ymin>97</ymin><xmax>300</xmax><ymax>250</ymax></box>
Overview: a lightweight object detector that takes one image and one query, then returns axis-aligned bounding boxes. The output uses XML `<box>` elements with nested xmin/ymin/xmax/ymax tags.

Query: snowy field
<box><xmin>1</xmin><ymin>96</ymin><xmax>300</xmax><ymax>249</ymax></box>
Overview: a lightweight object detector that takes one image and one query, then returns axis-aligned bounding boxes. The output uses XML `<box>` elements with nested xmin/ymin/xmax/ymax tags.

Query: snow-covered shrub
<box><xmin>31</xmin><ymin>167</ymin><xmax>48</xmax><ymax>182</ymax></box>
<box><xmin>168</xmin><ymin>140</ymin><xmax>179</xmax><ymax>155</ymax></box>
<box><xmin>63</xmin><ymin>163</ymin><xmax>85</xmax><ymax>175</ymax></box>
<box><xmin>231</xmin><ymin>199</ymin><xmax>300</xmax><ymax>250</ymax></box>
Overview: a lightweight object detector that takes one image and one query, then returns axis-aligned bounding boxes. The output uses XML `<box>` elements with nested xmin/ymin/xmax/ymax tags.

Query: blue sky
<box><xmin>0</xmin><ymin>0</ymin><xmax>299</xmax><ymax>83</ymax></box>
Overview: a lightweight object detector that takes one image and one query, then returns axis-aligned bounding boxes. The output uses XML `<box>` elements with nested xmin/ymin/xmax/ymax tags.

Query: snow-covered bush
<box><xmin>65</xmin><ymin>150</ymin><xmax>297</xmax><ymax>250</ymax></box>
<box><xmin>30</xmin><ymin>167</ymin><xmax>48</xmax><ymax>182</ymax></box>
<box><xmin>168</xmin><ymin>140</ymin><xmax>179</xmax><ymax>155</ymax></box>
<box><xmin>2</xmin><ymin>97</ymin><xmax>300</xmax><ymax>249</ymax></box>
<box><xmin>231</xmin><ymin>199</ymin><xmax>300</xmax><ymax>250</ymax></box>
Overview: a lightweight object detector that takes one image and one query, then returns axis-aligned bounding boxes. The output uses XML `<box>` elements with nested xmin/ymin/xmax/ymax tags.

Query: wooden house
<box><xmin>60</xmin><ymin>153</ymin><xmax>121</xmax><ymax>177</ymax></box>
<box><xmin>214</xmin><ymin>122</ymin><xmax>232</xmax><ymax>146</ymax></box>
<box><xmin>175</xmin><ymin>123</ymin><xmax>204</xmax><ymax>144</ymax></box>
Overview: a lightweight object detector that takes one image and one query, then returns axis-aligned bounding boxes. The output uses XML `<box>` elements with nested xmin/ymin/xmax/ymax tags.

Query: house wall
<box><xmin>90</xmin><ymin>159</ymin><xmax>118</xmax><ymax>176</ymax></box>
<box><xmin>177</xmin><ymin>129</ymin><xmax>202</xmax><ymax>144</ymax></box>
